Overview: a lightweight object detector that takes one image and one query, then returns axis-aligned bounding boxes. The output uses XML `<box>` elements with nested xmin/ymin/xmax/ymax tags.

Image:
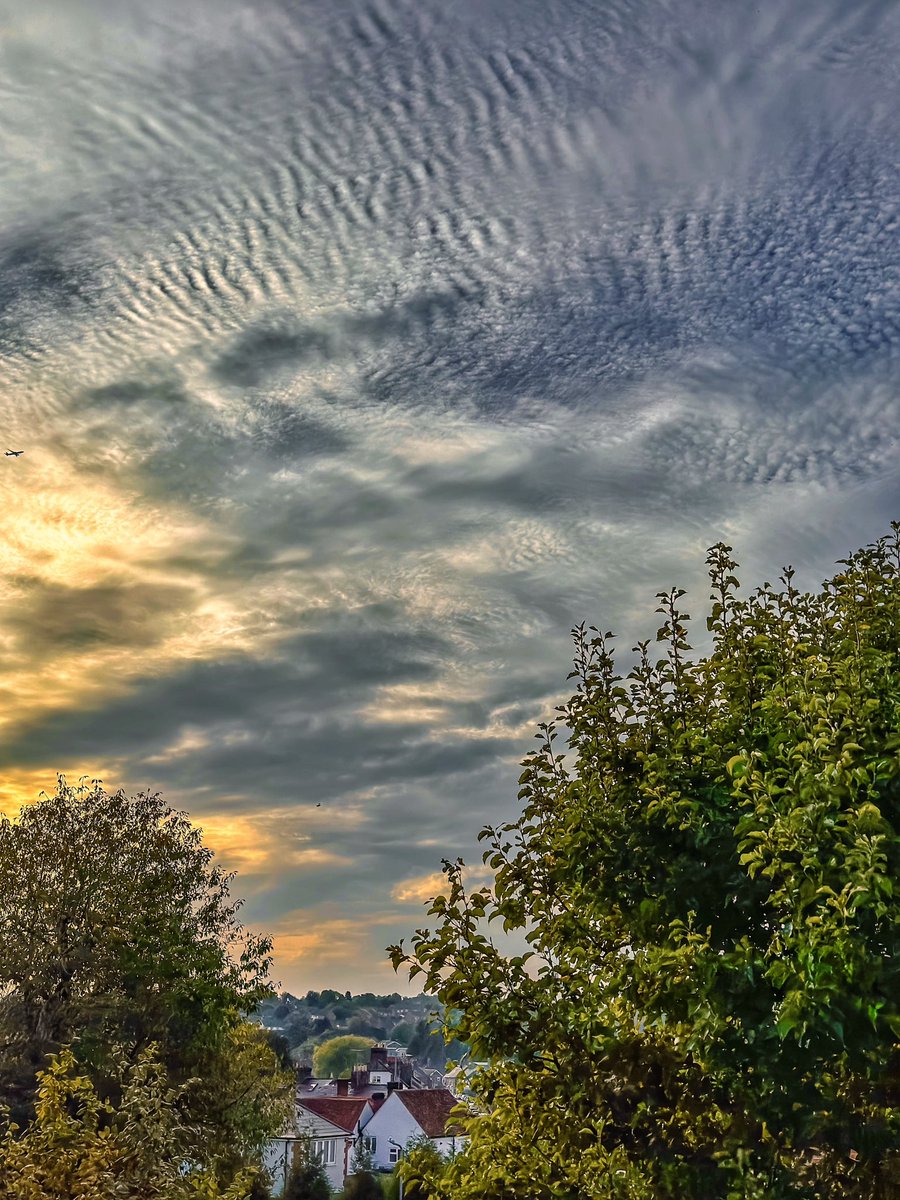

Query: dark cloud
<box><xmin>82</xmin><ymin>379</ymin><xmax>192</xmax><ymax>408</ymax></box>
<box><xmin>0</xmin><ymin>579</ymin><xmax>194</xmax><ymax>656</ymax></box>
<box><xmin>66</xmin><ymin>374</ymin><xmax>350</xmax><ymax>506</ymax></box>
<box><xmin>211</xmin><ymin>291</ymin><xmax>472</xmax><ymax>391</ymax></box>
<box><xmin>0</xmin><ymin>226</ymin><xmax>101</xmax><ymax>356</ymax></box>
<box><xmin>0</xmin><ymin>615</ymin><xmax>458</xmax><ymax>774</ymax></box>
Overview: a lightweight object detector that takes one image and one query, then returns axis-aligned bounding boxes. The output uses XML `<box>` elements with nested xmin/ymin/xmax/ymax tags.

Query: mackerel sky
<box><xmin>0</xmin><ymin>0</ymin><xmax>897</xmax><ymax>992</ymax></box>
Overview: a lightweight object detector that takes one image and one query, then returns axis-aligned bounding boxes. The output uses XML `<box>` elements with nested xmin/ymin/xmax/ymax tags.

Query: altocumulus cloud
<box><xmin>0</xmin><ymin>0</ymin><xmax>897</xmax><ymax>989</ymax></box>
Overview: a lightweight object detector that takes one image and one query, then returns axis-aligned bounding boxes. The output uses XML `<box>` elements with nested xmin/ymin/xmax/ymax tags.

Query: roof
<box><xmin>395</xmin><ymin>1089</ymin><xmax>463</xmax><ymax>1138</ymax></box>
<box><xmin>297</xmin><ymin>1096</ymin><xmax>370</xmax><ymax>1133</ymax></box>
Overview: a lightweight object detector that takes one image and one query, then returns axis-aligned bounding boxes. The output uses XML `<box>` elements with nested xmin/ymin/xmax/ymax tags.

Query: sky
<box><xmin>0</xmin><ymin>0</ymin><xmax>898</xmax><ymax>994</ymax></box>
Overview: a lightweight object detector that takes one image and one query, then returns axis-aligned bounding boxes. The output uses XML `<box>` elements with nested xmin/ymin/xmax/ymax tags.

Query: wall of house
<box><xmin>263</xmin><ymin>1135</ymin><xmax>347</xmax><ymax>1195</ymax></box>
<box><xmin>361</xmin><ymin>1093</ymin><xmax>462</xmax><ymax>1171</ymax></box>
<box><xmin>263</xmin><ymin>1138</ymin><xmax>292</xmax><ymax>1196</ymax></box>
<box><xmin>295</xmin><ymin>1115</ymin><xmax>351</xmax><ymax>1192</ymax></box>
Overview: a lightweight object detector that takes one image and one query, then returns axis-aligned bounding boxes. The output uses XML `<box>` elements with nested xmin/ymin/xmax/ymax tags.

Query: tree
<box><xmin>398</xmin><ymin>1136</ymin><xmax>450</xmax><ymax>1198</ymax></box>
<box><xmin>404</xmin><ymin>1018</ymin><xmax>466</xmax><ymax>1069</ymax></box>
<box><xmin>341</xmin><ymin>1170</ymin><xmax>385</xmax><ymax>1200</ymax></box>
<box><xmin>283</xmin><ymin>1152</ymin><xmax>332</xmax><ymax>1200</ymax></box>
<box><xmin>312</xmin><ymin>1035</ymin><xmax>374</xmax><ymax>1080</ymax></box>
<box><xmin>350</xmin><ymin>1134</ymin><xmax>375</xmax><ymax>1175</ymax></box>
<box><xmin>392</xmin><ymin>526</ymin><xmax>900</xmax><ymax>1199</ymax></box>
<box><xmin>380</xmin><ymin>1172</ymin><xmax>402</xmax><ymax>1200</ymax></box>
<box><xmin>0</xmin><ymin>778</ymin><xmax>290</xmax><ymax>1179</ymax></box>
<box><xmin>194</xmin><ymin>1020</ymin><xmax>294</xmax><ymax>1175</ymax></box>
<box><xmin>247</xmin><ymin>1176</ymin><xmax>274</xmax><ymax>1200</ymax></box>
<box><xmin>347</xmin><ymin>1017</ymin><xmax>387</xmax><ymax>1040</ymax></box>
<box><xmin>0</xmin><ymin>1045</ymin><xmax>258</xmax><ymax>1199</ymax></box>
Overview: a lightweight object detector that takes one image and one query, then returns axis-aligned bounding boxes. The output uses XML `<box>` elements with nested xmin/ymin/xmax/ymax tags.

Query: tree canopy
<box><xmin>393</xmin><ymin>526</ymin><xmax>900</xmax><ymax>1199</ymax></box>
<box><xmin>312</xmin><ymin>1035</ymin><xmax>375</xmax><ymax>1080</ymax></box>
<box><xmin>282</xmin><ymin>1149</ymin><xmax>332</xmax><ymax>1200</ymax></box>
<box><xmin>0</xmin><ymin>778</ymin><xmax>290</xmax><ymax>1182</ymax></box>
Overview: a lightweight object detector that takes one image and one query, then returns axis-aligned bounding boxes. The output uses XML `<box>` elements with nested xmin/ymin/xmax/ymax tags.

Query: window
<box><xmin>389</xmin><ymin>1146</ymin><xmax>401</xmax><ymax>1164</ymax></box>
<box><xmin>313</xmin><ymin>1139</ymin><xmax>336</xmax><ymax>1165</ymax></box>
<box><xmin>363</xmin><ymin>1136</ymin><xmax>376</xmax><ymax>1154</ymax></box>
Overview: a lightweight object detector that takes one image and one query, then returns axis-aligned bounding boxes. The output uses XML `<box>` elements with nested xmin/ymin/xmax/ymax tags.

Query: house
<box><xmin>442</xmin><ymin>1060</ymin><xmax>488</xmax><ymax>1097</ymax></box>
<box><xmin>350</xmin><ymin>1041</ymin><xmax>423</xmax><ymax>1093</ymax></box>
<box><xmin>263</xmin><ymin>1133</ymin><xmax>296</xmax><ymax>1197</ymax></box>
<box><xmin>361</xmin><ymin>1088</ymin><xmax>465</xmax><ymax>1171</ymax></box>
<box><xmin>265</xmin><ymin>1095</ymin><xmax>373</xmax><ymax>1194</ymax></box>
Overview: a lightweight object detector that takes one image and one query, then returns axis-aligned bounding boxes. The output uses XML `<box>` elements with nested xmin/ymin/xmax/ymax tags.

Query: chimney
<box><xmin>387</xmin><ymin>1081</ymin><xmax>403</xmax><ymax>1093</ymax></box>
<box><xmin>336</xmin><ymin>1079</ymin><xmax>350</xmax><ymax>1097</ymax></box>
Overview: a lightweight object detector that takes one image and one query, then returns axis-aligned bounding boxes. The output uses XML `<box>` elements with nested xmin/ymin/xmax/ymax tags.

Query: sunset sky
<box><xmin>1</xmin><ymin>0</ymin><xmax>898</xmax><ymax>993</ymax></box>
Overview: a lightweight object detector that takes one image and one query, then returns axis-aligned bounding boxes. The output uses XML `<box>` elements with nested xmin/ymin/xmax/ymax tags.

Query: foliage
<box><xmin>391</xmin><ymin>527</ymin><xmax>900</xmax><ymax>1199</ymax></box>
<box><xmin>247</xmin><ymin>1176</ymin><xmax>274</xmax><ymax>1200</ymax></box>
<box><xmin>0</xmin><ymin>1045</ymin><xmax>258</xmax><ymax>1199</ymax></box>
<box><xmin>399</xmin><ymin>1136</ymin><xmax>451</xmax><ymax>1198</ymax></box>
<box><xmin>404</xmin><ymin>1019</ymin><xmax>467</xmax><ymax>1069</ymax></box>
<box><xmin>350</xmin><ymin>1136</ymin><xmax>375</xmax><ymax>1175</ymax></box>
<box><xmin>379</xmin><ymin>1171</ymin><xmax>402</xmax><ymax>1200</ymax></box>
<box><xmin>0</xmin><ymin>778</ymin><xmax>291</xmax><ymax>1179</ymax></box>
<box><xmin>312</xmin><ymin>1036</ymin><xmax>375</xmax><ymax>1080</ymax></box>
<box><xmin>282</xmin><ymin>1154</ymin><xmax>332</xmax><ymax>1200</ymax></box>
<box><xmin>341</xmin><ymin>1169</ymin><xmax>385</xmax><ymax>1200</ymax></box>
<box><xmin>194</xmin><ymin>1020</ymin><xmax>294</xmax><ymax>1174</ymax></box>
<box><xmin>257</xmin><ymin>992</ymin><xmax>431</xmax><ymax>1056</ymax></box>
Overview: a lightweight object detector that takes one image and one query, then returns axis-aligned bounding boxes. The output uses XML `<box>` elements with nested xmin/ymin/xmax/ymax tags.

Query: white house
<box><xmin>441</xmin><ymin>1061</ymin><xmax>488</xmax><ymax>1097</ymax></box>
<box><xmin>265</xmin><ymin>1096</ymin><xmax>374</xmax><ymax>1194</ymax></box>
<box><xmin>263</xmin><ymin>1134</ymin><xmax>296</xmax><ymax>1197</ymax></box>
<box><xmin>362</xmin><ymin>1088</ymin><xmax>465</xmax><ymax>1171</ymax></box>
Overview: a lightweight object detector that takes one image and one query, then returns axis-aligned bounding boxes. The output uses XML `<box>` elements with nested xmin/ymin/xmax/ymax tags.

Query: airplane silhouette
<box><xmin>5</xmin><ymin>450</ymin><xmax>23</xmax><ymax>457</ymax></box>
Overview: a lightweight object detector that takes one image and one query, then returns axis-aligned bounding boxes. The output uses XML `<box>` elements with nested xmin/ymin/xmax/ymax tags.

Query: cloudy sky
<box><xmin>0</xmin><ymin>0</ymin><xmax>897</xmax><ymax>993</ymax></box>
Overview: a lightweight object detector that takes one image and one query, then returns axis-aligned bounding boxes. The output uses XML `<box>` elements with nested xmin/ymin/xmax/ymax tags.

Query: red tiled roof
<box><xmin>298</xmin><ymin>1097</ymin><xmax>370</xmax><ymax>1133</ymax></box>
<box><xmin>395</xmin><ymin>1089</ymin><xmax>462</xmax><ymax>1138</ymax></box>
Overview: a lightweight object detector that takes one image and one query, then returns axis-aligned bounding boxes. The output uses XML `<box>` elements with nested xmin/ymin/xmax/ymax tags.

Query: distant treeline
<box><xmin>257</xmin><ymin>990</ymin><xmax>468</xmax><ymax>1069</ymax></box>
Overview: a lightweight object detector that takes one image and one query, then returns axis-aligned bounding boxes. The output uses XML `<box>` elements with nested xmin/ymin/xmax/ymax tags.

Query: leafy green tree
<box><xmin>195</xmin><ymin>1020</ymin><xmax>294</xmax><ymax>1175</ymax></box>
<box><xmin>347</xmin><ymin>1018</ymin><xmax>387</xmax><ymax>1040</ymax></box>
<box><xmin>0</xmin><ymin>778</ymin><xmax>289</xmax><ymax>1178</ymax></box>
<box><xmin>381</xmin><ymin>1173</ymin><xmax>402</xmax><ymax>1200</ymax></box>
<box><xmin>0</xmin><ymin>1045</ymin><xmax>258</xmax><ymax>1199</ymax></box>
<box><xmin>312</xmin><ymin>1035</ymin><xmax>374</xmax><ymax>1080</ymax></box>
<box><xmin>399</xmin><ymin>1136</ymin><xmax>450</xmax><ymax>1198</ymax></box>
<box><xmin>267</xmin><ymin>1029</ymin><xmax>295</xmax><ymax>1070</ymax></box>
<box><xmin>392</xmin><ymin>527</ymin><xmax>900</xmax><ymax>1199</ymax></box>
<box><xmin>341</xmin><ymin>1170</ymin><xmax>384</xmax><ymax>1200</ymax></box>
<box><xmin>405</xmin><ymin>1019</ymin><xmax>466</xmax><ymax>1069</ymax></box>
<box><xmin>283</xmin><ymin>1153</ymin><xmax>332</xmax><ymax>1200</ymax></box>
<box><xmin>247</xmin><ymin>1176</ymin><xmax>274</xmax><ymax>1200</ymax></box>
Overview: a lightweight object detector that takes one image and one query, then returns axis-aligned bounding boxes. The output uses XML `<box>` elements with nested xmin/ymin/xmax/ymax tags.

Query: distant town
<box><xmin>257</xmin><ymin>990</ymin><xmax>467</xmax><ymax>1071</ymax></box>
<box><xmin>257</xmin><ymin>991</ymin><xmax>475</xmax><ymax>1194</ymax></box>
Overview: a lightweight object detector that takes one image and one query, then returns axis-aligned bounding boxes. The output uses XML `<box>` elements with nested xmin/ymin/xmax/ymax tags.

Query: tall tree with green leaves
<box><xmin>0</xmin><ymin>779</ymin><xmax>290</xmax><ymax>1180</ymax></box>
<box><xmin>312</xmin><ymin>1035</ymin><xmax>374</xmax><ymax>1080</ymax></box>
<box><xmin>282</xmin><ymin>1145</ymin><xmax>332</xmax><ymax>1200</ymax></box>
<box><xmin>392</xmin><ymin>526</ymin><xmax>900</xmax><ymax>1199</ymax></box>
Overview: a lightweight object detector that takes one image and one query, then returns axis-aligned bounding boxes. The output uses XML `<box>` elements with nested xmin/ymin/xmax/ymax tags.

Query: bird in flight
<box><xmin>5</xmin><ymin>449</ymin><xmax>23</xmax><ymax>457</ymax></box>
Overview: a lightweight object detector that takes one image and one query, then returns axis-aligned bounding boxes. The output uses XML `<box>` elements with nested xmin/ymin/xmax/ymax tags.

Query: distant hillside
<box><xmin>256</xmin><ymin>989</ymin><xmax>467</xmax><ymax>1069</ymax></box>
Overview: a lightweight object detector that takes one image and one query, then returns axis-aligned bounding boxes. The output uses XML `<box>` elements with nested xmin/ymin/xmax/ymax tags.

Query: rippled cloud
<box><xmin>0</xmin><ymin>0</ymin><xmax>897</xmax><ymax>990</ymax></box>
